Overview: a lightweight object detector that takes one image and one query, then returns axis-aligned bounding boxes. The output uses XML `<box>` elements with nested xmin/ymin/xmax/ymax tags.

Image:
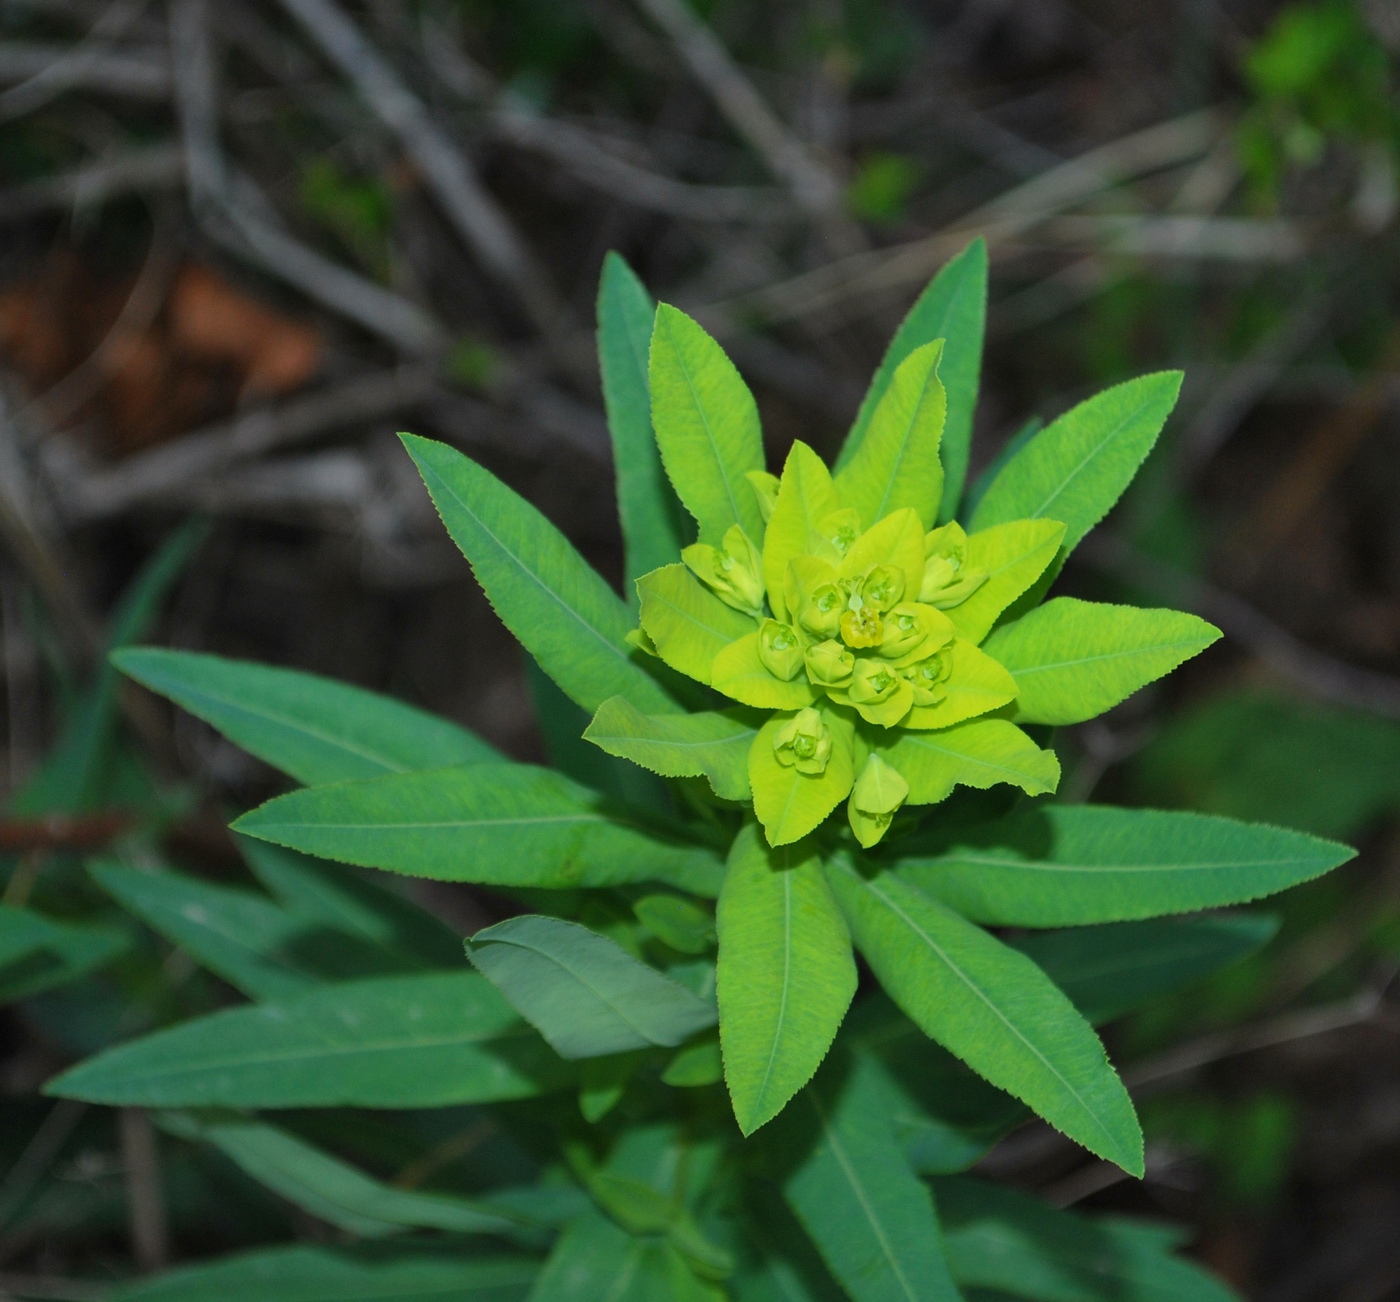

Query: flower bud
<box><xmin>815</xmin><ymin>508</ymin><xmax>861</xmax><ymax>561</ymax></box>
<box><xmin>920</xmin><ymin>521</ymin><xmax>988</xmax><ymax>608</ymax></box>
<box><xmin>746</xmin><ymin>470</ymin><xmax>780</xmax><ymax>523</ymax></box>
<box><xmin>772</xmin><ymin>707</ymin><xmax>832</xmax><ymax>775</ymax></box>
<box><xmin>804</xmin><ymin>638</ymin><xmax>854</xmax><ymax>688</ymax></box>
<box><xmin>861</xmin><ymin>565</ymin><xmax>905</xmax><ymax>613</ymax></box>
<box><xmin>904</xmin><ymin>648</ymin><xmax>952</xmax><ymax>705</ymax></box>
<box><xmin>848</xmin><ymin>754</ymin><xmax>909</xmax><ymax>848</ymax></box>
<box><xmin>848</xmin><ymin>658</ymin><xmax>914</xmax><ymax>726</ymax></box>
<box><xmin>683</xmin><ymin>525</ymin><xmax>766</xmax><ymax>616</ymax></box>
<box><xmin>879</xmin><ymin>602</ymin><xmax>933</xmax><ymax>660</ymax></box>
<box><xmin>758</xmin><ymin>620</ymin><xmax>804</xmax><ymax>681</ymax></box>
<box><xmin>796</xmin><ymin>582</ymin><xmax>843</xmax><ymax>639</ymax></box>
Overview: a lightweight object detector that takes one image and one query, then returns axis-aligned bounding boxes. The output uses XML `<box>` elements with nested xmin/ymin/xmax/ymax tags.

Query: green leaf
<box><xmin>106</xmin><ymin>1244</ymin><xmax>537</xmax><ymax>1302</ymax></box>
<box><xmin>934</xmin><ymin>1175</ymin><xmax>1241</xmax><ymax>1302</ymax></box>
<box><xmin>529</xmin><ymin>1206</ymin><xmax>674</xmax><ymax>1302</ymax></box>
<box><xmin>233</xmin><ymin>763</ymin><xmax>723</xmax><ymax>894</ymax></box>
<box><xmin>114</xmin><ymin>648</ymin><xmax>497</xmax><ymax>786</ymax></box>
<box><xmin>750</xmin><ymin>708</ymin><xmax>857</xmax><ymax>847</ymax></box>
<box><xmin>834</xmin><ymin>341</ymin><xmax>946</xmax><ymax>530</ymax></box>
<box><xmin>15</xmin><ymin>519</ymin><xmax>206</xmax><ymax>816</ymax></box>
<box><xmin>599</xmin><ymin>252</ymin><xmax>687</xmax><ymax>592</ymax></box>
<box><xmin>638</xmin><ymin>563</ymin><xmax>757</xmax><ymax>686</ymax></box>
<box><xmin>961</xmin><ymin>416</ymin><xmax>1041</xmax><ymax>521</ymax></box>
<box><xmin>904</xmin><ymin>639</ymin><xmax>1017</xmax><ymax>731</ymax></box>
<box><xmin>0</xmin><ymin>905</ymin><xmax>127</xmax><ymax>1003</ymax></box>
<box><xmin>585</xmin><ymin>696</ymin><xmax>756</xmax><ymax>800</ymax></box>
<box><xmin>649</xmin><ymin>304</ymin><xmax>767</xmax><ymax>546</ymax></box>
<box><xmin>91</xmin><ymin>863</ymin><xmax>323</xmax><ymax>1001</ymax></box>
<box><xmin>880</xmin><ymin>719</ymin><xmax>1060</xmax><ymax>806</ymax></box>
<box><xmin>763</xmin><ymin>441</ymin><xmax>840</xmax><ymax>620</ymax></box>
<box><xmin>839</xmin><ymin>238</ymin><xmax>987</xmax><ymax>526</ymax></box>
<box><xmin>633</xmin><ymin>894</ymin><xmax>717</xmax><ymax>954</ymax></box>
<box><xmin>825</xmin><ymin>858</ymin><xmax>1143</xmax><ymax>1175</ymax></box>
<box><xmin>969</xmin><ymin>372</ymin><xmax>1183</xmax><ymax>565</ymax></box>
<box><xmin>237</xmin><ymin>837</ymin><xmax>465</xmax><ymax>970</ymax></box>
<box><xmin>717</xmin><ymin>825</ymin><xmax>856</xmax><ymax>1135</ymax></box>
<box><xmin>843</xmin><ymin>999</ymin><xmax>1028</xmax><ymax>1175</ymax></box>
<box><xmin>1009</xmin><ymin>914</ymin><xmax>1279</xmax><ymax>1025</ymax></box>
<box><xmin>159</xmin><ymin>1111</ymin><xmax>531</xmax><ymax>1239</ymax></box>
<box><xmin>47</xmin><ymin>972</ymin><xmax>568</xmax><ymax>1108</ymax></box>
<box><xmin>896</xmin><ymin>804</ymin><xmax>1355</xmax><ymax>926</ymax></box>
<box><xmin>402</xmin><ymin>433</ymin><xmax>677</xmax><ymax>715</ymax></box>
<box><xmin>663</xmin><ymin>1037</ymin><xmax>723</xmax><ymax>1086</ymax></box>
<box><xmin>773</xmin><ymin>1053</ymin><xmax>961</xmax><ymax>1302</ymax></box>
<box><xmin>946</xmin><ymin>520</ymin><xmax>1065</xmax><ymax>646</ymax></box>
<box><xmin>466</xmin><ymin>914</ymin><xmax>716</xmax><ymax>1059</ymax></box>
<box><xmin>713</xmin><ymin>633</ymin><xmax>818</xmax><ymax>709</ymax></box>
<box><xmin>983</xmin><ymin>598</ymin><xmax>1221</xmax><ymax>725</ymax></box>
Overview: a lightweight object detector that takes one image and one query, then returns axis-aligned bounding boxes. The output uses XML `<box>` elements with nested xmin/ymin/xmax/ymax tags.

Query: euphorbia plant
<box><xmin>52</xmin><ymin>241</ymin><xmax>1353</xmax><ymax>1302</ymax></box>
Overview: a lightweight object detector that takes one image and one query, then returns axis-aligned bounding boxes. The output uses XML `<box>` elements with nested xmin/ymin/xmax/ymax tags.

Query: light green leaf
<box><xmin>982</xmin><ymin>598</ymin><xmax>1221</xmax><ymax>725</ymax></box>
<box><xmin>1010</xmin><ymin>914</ymin><xmax>1279</xmax><ymax>1026</ymax></box>
<box><xmin>774</xmin><ymin>1052</ymin><xmax>961</xmax><ymax>1302</ymax></box>
<box><xmin>662</xmin><ymin>1038</ymin><xmax>723</xmax><ymax>1086</ymax></box>
<box><xmin>159</xmin><ymin>1111</ymin><xmax>530</xmax><ymax>1239</ymax></box>
<box><xmin>584</xmin><ymin>696</ymin><xmax>755</xmax><ymax>800</ymax></box>
<box><xmin>750</xmin><ymin>708</ymin><xmax>857</xmax><ymax>847</ymax></box>
<box><xmin>633</xmin><ymin>895</ymin><xmax>717</xmax><ymax>954</ymax></box>
<box><xmin>895</xmin><ymin>804</ymin><xmax>1354</xmax><ymax>926</ymax></box>
<box><xmin>237</xmin><ymin>837</ymin><xmax>465</xmax><ymax>970</ymax></box>
<box><xmin>763</xmin><ymin>441</ymin><xmax>840</xmax><ymax>620</ymax></box>
<box><xmin>91</xmin><ymin>863</ymin><xmax>322</xmax><ymax>1001</ymax></box>
<box><xmin>934</xmin><ymin>1175</ymin><xmax>1241</xmax><ymax>1302</ymax></box>
<box><xmin>114</xmin><ymin>647</ymin><xmax>499</xmax><ymax>786</ymax></box>
<box><xmin>880</xmin><ymin>719</ymin><xmax>1060</xmax><ymax>805</ymax></box>
<box><xmin>233</xmin><ymin>763</ymin><xmax>723</xmax><ymax>893</ymax></box>
<box><xmin>961</xmin><ymin>415</ymin><xmax>1042</xmax><ymax>522</ymax></box>
<box><xmin>649</xmin><ymin>304</ymin><xmax>766</xmax><ymax>546</ymax></box>
<box><xmin>466</xmin><ymin>914</ymin><xmax>716</xmax><ymax>1059</ymax></box>
<box><xmin>713</xmin><ymin>633</ymin><xmax>818</xmax><ymax>709</ymax></box>
<box><xmin>47</xmin><ymin>972</ymin><xmax>568</xmax><ymax>1108</ymax></box>
<box><xmin>947</xmin><ymin>520</ymin><xmax>1066</xmax><ymax>645</ymax></box>
<box><xmin>904</xmin><ymin>639</ymin><xmax>1017</xmax><ymax>731</ymax></box>
<box><xmin>403</xmin><ymin>433</ymin><xmax>677</xmax><ymax>715</ymax></box>
<box><xmin>825</xmin><ymin>859</ymin><xmax>1143</xmax><ymax>1175</ymax></box>
<box><xmin>107</xmin><ymin>1244</ymin><xmax>537</xmax><ymax>1302</ymax></box>
<box><xmin>969</xmin><ymin>372</ymin><xmax>1183</xmax><ymax>565</ymax></box>
<box><xmin>835</xmin><ymin>341</ymin><xmax>946</xmax><ymax>530</ymax></box>
<box><xmin>839</xmin><ymin>238</ymin><xmax>987</xmax><ymax>526</ymax></box>
<box><xmin>638</xmin><ymin>563</ymin><xmax>756</xmax><ymax>685</ymax></box>
<box><xmin>717</xmin><ymin>825</ymin><xmax>856</xmax><ymax>1135</ymax></box>
<box><xmin>599</xmin><ymin>252</ymin><xmax>687</xmax><ymax>592</ymax></box>
<box><xmin>0</xmin><ymin>905</ymin><xmax>127</xmax><ymax>1003</ymax></box>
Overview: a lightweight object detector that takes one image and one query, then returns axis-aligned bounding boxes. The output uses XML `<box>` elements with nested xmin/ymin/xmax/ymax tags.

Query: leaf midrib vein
<box><xmin>1028</xmin><ymin>393</ymin><xmax>1158</xmax><ymax>522</ymax></box>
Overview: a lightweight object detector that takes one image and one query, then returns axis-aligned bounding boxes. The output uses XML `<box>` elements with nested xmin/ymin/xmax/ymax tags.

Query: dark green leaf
<box><xmin>0</xmin><ymin>905</ymin><xmax>127</xmax><ymax>1003</ymax></box>
<box><xmin>114</xmin><ymin>648</ymin><xmax>497</xmax><ymax>786</ymax></box>
<box><xmin>47</xmin><ymin>973</ymin><xmax>569</xmax><ymax>1108</ymax></box>
<box><xmin>466</xmin><ymin>914</ymin><xmax>716</xmax><ymax>1058</ymax></box>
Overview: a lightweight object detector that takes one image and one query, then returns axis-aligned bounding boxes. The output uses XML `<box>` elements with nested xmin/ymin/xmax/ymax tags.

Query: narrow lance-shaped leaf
<box><xmin>599</xmin><ymin>252</ymin><xmax>687</xmax><ymax>591</ymax></box>
<box><xmin>233</xmin><ymin>763</ymin><xmax>724</xmax><ymax>896</ymax></box>
<box><xmin>638</xmin><ymin>563</ymin><xmax>756</xmax><ymax>686</ymax></box>
<box><xmin>880</xmin><ymin>718</ymin><xmax>1060</xmax><ymax>806</ymax></box>
<box><xmin>1009</xmin><ymin>913</ymin><xmax>1279</xmax><ymax>1026</ymax></box>
<box><xmin>838</xmin><ymin>238</ymin><xmax>987</xmax><ymax>526</ymax></box>
<box><xmin>825</xmin><ymin>857</ymin><xmax>1144</xmax><ymax>1176</ymax></box>
<box><xmin>0</xmin><ymin>906</ymin><xmax>127</xmax><ymax>1004</ymax></box>
<box><xmin>834</xmin><ymin>340</ymin><xmax>946</xmax><ymax>531</ymax></box>
<box><xmin>944</xmin><ymin>519</ymin><xmax>1065</xmax><ymax>646</ymax></box>
<box><xmin>47</xmin><ymin>972</ymin><xmax>570</xmax><ymax>1108</ymax></box>
<box><xmin>717</xmin><ymin>825</ymin><xmax>856</xmax><ymax>1135</ymax></box>
<box><xmin>772</xmin><ymin>1052</ymin><xmax>962</xmax><ymax>1302</ymax></box>
<box><xmin>465</xmin><ymin>914</ymin><xmax>716</xmax><ymax>1059</ymax></box>
<box><xmin>895</xmin><ymin>804</ymin><xmax>1355</xmax><ymax>926</ymax></box>
<box><xmin>585</xmin><ymin>696</ymin><xmax>756</xmax><ymax>800</ymax></box>
<box><xmin>969</xmin><ymin>371</ymin><xmax>1183</xmax><ymax>572</ymax></box>
<box><xmin>105</xmin><ymin>1244</ymin><xmax>538</xmax><ymax>1302</ymax></box>
<box><xmin>159</xmin><ymin>1111</ymin><xmax>530</xmax><ymax>1239</ymax></box>
<box><xmin>983</xmin><ymin>597</ymin><xmax>1221</xmax><ymax>725</ymax></box>
<box><xmin>402</xmin><ymin>433</ymin><xmax>678</xmax><ymax>715</ymax></box>
<box><xmin>649</xmin><ymin>303</ymin><xmax>766</xmax><ymax>546</ymax></box>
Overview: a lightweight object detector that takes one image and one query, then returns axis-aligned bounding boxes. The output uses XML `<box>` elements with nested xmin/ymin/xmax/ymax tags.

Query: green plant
<box><xmin>47</xmin><ymin>241</ymin><xmax>1356</xmax><ymax>1301</ymax></box>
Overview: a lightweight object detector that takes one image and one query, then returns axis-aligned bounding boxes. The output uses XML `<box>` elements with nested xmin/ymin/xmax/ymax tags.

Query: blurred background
<box><xmin>1</xmin><ymin>0</ymin><xmax>1399</xmax><ymax>1297</ymax></box>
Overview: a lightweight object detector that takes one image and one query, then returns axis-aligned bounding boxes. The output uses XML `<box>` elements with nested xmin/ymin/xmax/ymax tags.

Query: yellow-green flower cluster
<box><xmin>633</xmin><ymin>440</ymin><xmax>1063</xmax><ymax>849</ymax></box>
